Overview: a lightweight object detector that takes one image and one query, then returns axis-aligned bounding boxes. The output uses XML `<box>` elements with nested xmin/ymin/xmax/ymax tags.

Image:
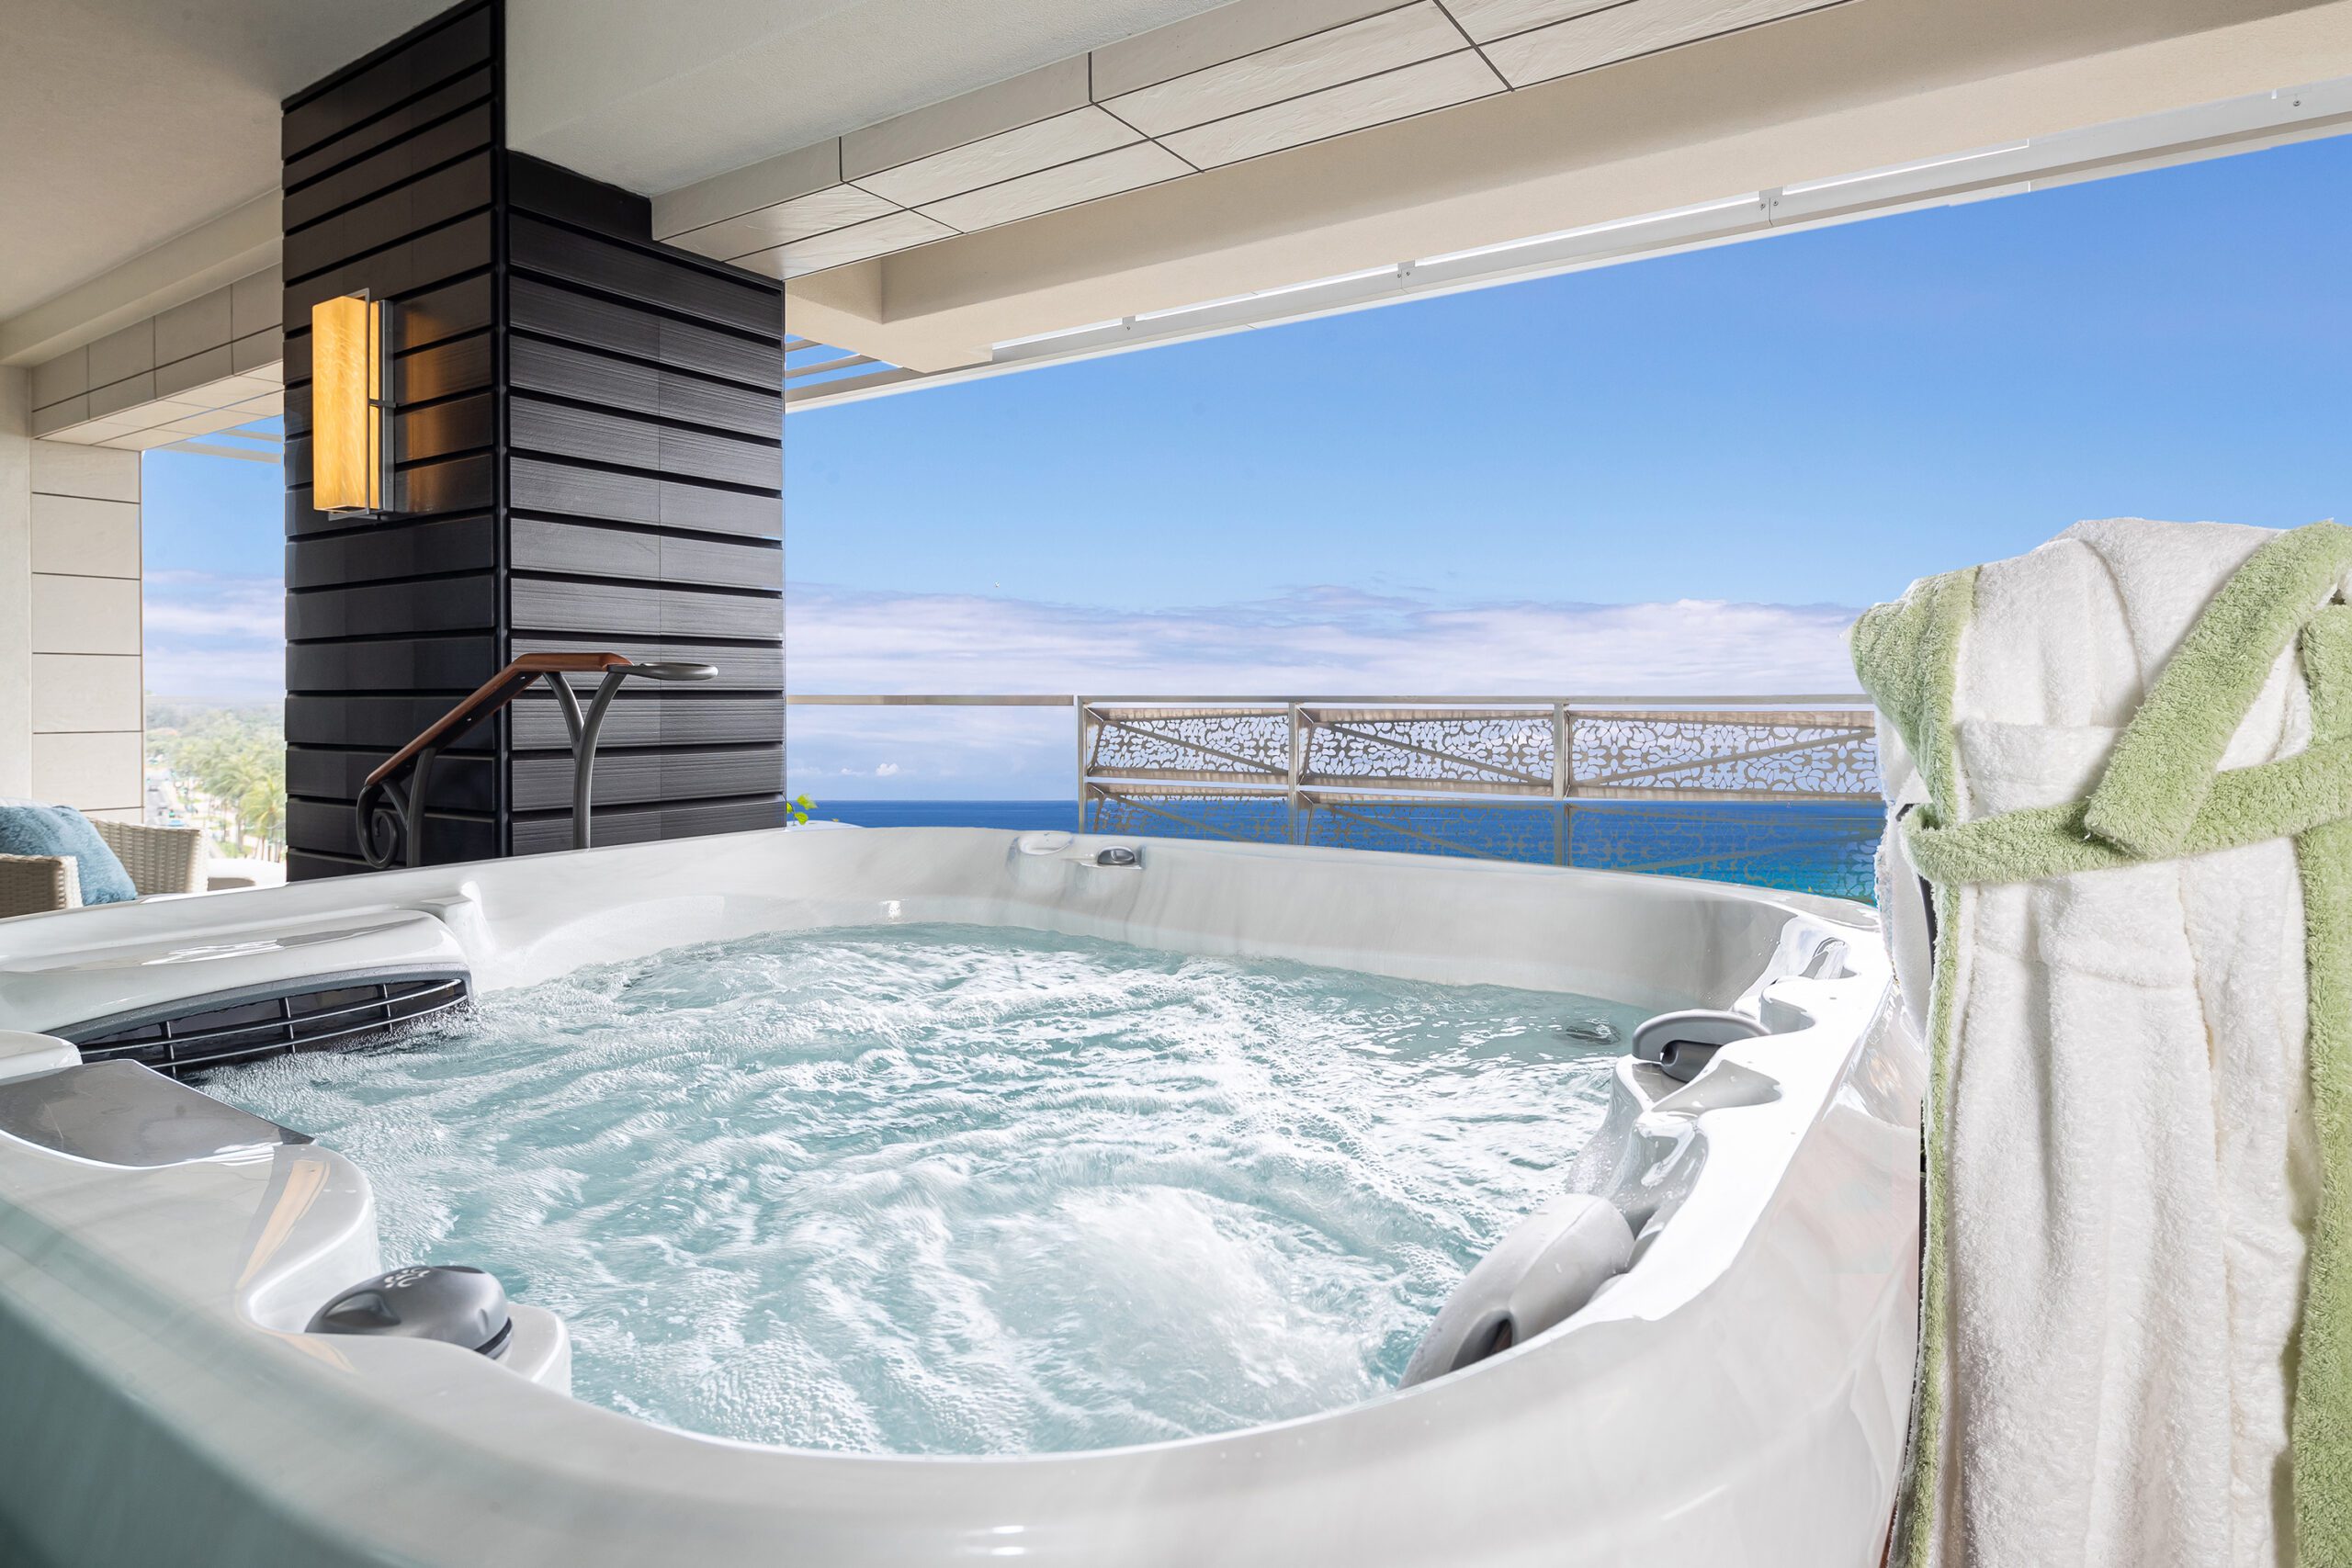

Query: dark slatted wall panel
<box><xmin>281</xmin><ymin>1</ymin><xmax>501</xmax><ymax>879</ymax></box>
<box><xmin>281</xmin><ymin>4</ymin><xmax>786</xmax><ymax>878</ymax></box>
<box><xmin>502</xmin><ymin>152</ymin><xmax>786</xmax><ymax>855</ymax></box>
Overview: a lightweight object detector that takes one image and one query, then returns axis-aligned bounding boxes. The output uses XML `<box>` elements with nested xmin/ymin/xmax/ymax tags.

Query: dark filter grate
<box><xmin>62</xmin><ymin>972</ymin><xmax>470</xmax><ymax>1077</ymax></box>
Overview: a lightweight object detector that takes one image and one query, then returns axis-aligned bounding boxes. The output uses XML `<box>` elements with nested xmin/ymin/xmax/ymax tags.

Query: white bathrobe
<box><xmin>1880</xmin><ymin>520</ymin><xmax>2339</xmax><ymax>1567</ymax></box>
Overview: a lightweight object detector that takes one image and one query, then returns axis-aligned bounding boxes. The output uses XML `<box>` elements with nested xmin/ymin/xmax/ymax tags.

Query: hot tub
<box><xmin>0</xmin><ymin>828</ymin><xmax>1920</xmax><ymax>1567</ymax></box>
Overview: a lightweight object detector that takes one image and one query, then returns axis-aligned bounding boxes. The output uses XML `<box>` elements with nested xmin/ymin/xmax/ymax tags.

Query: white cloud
<box><xmin>784</xmin><ymin>582</ymin><xmax>1864</xmax><ymax>796</ymax></box>
<box><xmin>143</xmin><ymin>571</ymin><xmax>283</xmax><ymax>703</ymax></box>
<box><xmin>786</xmin><ymin>582</ymin><xmax>1861</xmax><ymax>695</ymax></box>
<box><xmin>128</xmin><ymin>568</ymin><xmax>1870</xmax><ymax>794</ymax></box>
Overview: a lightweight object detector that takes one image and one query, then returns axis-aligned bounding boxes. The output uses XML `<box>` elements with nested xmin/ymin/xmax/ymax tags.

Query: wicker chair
<box><xmin>0</xmin><ymin>818</ymin><xmax>208</xmax><ymax>919</ymax></box>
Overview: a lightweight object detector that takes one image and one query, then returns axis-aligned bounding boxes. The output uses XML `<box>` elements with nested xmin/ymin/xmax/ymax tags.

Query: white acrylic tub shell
<box><xmin>0</xmin><ymin>828</ymin><xmax>1922</xmax><ymax>1568</ymax></box>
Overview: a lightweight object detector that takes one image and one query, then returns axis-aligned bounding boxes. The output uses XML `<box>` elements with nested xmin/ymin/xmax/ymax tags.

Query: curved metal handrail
<box><xmin>355</xmin><ymin>654</ymin><xmax>718</xmax><ymax>869</ymax></box>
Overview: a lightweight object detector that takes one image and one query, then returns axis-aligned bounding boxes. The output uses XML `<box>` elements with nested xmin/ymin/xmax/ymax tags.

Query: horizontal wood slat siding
<box><xmin>286</xmin><ymin>635</ymin><xmax>500</xmax><ymax>695</ymax></box>
<box><xmin>508</xmin><ymin>517</ymin><xmax>780</xmax><ymax>591</ymax></box>
<box><xmin>509</xmin><ymin>694</ymin><xmax>786</xmax><ymax>750</ymax></box>
<box><xmin>289</xmin><ymin>748</ymin><xmax>496</xmax><ymax>813</ymax></box>
<box><xmin>511</xmin><ymin>796</ymin><xmax>786</xmax><ymax>856</ymax></box>
<box><xmin>283</xmin><ymin>103</ymin><xmax>495</xmax><ymax>232</ymax></box>
<box><xmin>283</xmin><ymin>0</ymin><xmax>501</xmax><ymax>875</ymax></box>
<box><xmin>511</xmin><ymin>746</ymin><xmax>782</xmax><ymax>811</ymax></box>
<box><xmin>284</xmin><ymin>14</ymin><xmax>787</xmax><ymax>877</ymax></box>
<box><xmin>288</xmin><ymin>798</ymin><xmax>496</xmax><ymax>863</ymax></box>
<box><xmin>508</xmin><ymin>276</ymin><xmax>776</xmax><ymax>387</ymax></box>
<box><xmin>509</xmin><ymin>213</ymin><xmax>777</xmax><ymax>335</ymax></box>
<box><xmin>286</xmin><ymin>575</ymin><xmax>499</xmax><ymax>640</ymax></box>
<box><xmin>282</xmin><ymin>4</ymin><xmax>493</xmax><ymax>161</ymax></box>
<box><xmin>509</xmin><ymin>637</ymin><xmax>782</xmax><ymax>690</ymax></box>
<box><xmin>282</xmin><ymin>65</ymin><xmax>493</xmax><ymax>191</ymax></box>
<box><xmin>509</xmin><ymin>578</ymin><xmax>780</xmax><ymax>641</ymax></box>
<box><xmin>287</xmin><ymin>515</ymin><xmax>496</xmax><ymax>589</ymax></box>
<box><xmin>509</xmin><ymin>336</ymin><xmax>778</xmax><ymax>436</ymax></box>
<box><xmin>510</xmin><ymin>396</ymin><xmax>782</xmax><ymax>489</ymax></box>
<box><xmin>508</xmin><ymin>457</ymin><xmax>776</xmax><ymax>536</ymax></box>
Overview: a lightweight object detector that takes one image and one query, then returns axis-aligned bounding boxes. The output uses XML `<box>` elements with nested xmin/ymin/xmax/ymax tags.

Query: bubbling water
<box><xmin>204</xmin><ymin>923</ymin><xmax>1639</xmax><ymax>1454</ymax></box>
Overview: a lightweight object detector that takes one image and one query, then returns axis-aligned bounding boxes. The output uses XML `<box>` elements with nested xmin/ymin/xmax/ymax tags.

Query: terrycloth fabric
<box><xmin>1852</xmin><ymin>566</ymin><xmax>1978</xmax><ymax>1556</ymax></box>
<box><xmin>2292</xmin><ymin>604</ymin><xmax>2352</xmax><ymax>1560</ymax></box>
<box><xmin>0</xmin><ymin>804</ymin><xmax>136</xmax><ymax>905</ymax></box>
<box><xmin>1856</xmin><ymin>518</ymin><xmax>2352</xmax><ymax>1568</ymax></box>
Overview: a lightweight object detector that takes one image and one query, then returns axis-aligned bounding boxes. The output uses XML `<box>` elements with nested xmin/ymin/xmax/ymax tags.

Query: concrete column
<box><xmin>0</xmin><ymin>368</ymin><xmax>29</xmax><ymax>798</ymax></box>
<box><xmin>26</xmin><ymin>442</ymin><xmax>142</xmax><ymax>818</ymax></box>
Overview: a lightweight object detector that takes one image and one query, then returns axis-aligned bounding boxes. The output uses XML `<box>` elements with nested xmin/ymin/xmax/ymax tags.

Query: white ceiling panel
<box><xmin>854</xmin><ymin>107</ymin><xmax>1143</xmax><ymax>209</ymax></box>
<box><xmin>164</xmin><ymin>439</ymin><xmax>281</xmax><ymax>462</ymax></box>
<box><xmin>741</xmin><ymin>210</ymin><xmax>959</xmax><ymax>279</ymax></box>
<box><xmin>652</xmin><ymin>140</ymin><xmax>842</xmax><ymax>239</ymax></box>
<box><xmin>156</xmin><ymin>409</ymin><xmax>254</xmax><ymax>435</ymax></box>
<box><xmin>49</xmin><ymin>419</ymin><xmax>149</xmax><ymax>443</ymax></box>
<box><xmin>918</xmin><ymin>141</ymin><xmax>1193</xmax><ymax>231</ymax></box>
<box><xmin>1160</xmin><ymin>49</ymin><xmax>1502</xmax><ymax>167</ymax></box>
<box><xmin>511</xmin><ymin>0</ymin><xmax>1231</xmax><ymax>196</ymax></box>
<box><xmin>842</xmin><ymin>58</ymin><xmax>1091</xmax><ymax>180</ymax></box>
<box><xmin>1091</xmin><ymin>0</ymin><xmax>1411</xmax><ymax>99</ymax></box>
<box><xmin>1483</xmin><ymin>0</ymin><xmax>1843</xmax><ymax>86</ymax></box>
<box><xmin>670</xmin><ymin>186</ymin><xmax>902</xmax><ymax>262</ymax></box>
<box><xmin>1440</xmin><ymin>0</ymin><xmax>1624</xmax><ymax>44</ymax></box>
<box><xmin>0</xmin><ymin>0</ymin><xmax>450</xmax><ymax>324</ymax></box>
<box><xmin>1102</xmin><ymin>3</ymin><xmax>1464</xmax><ymax>137</ymax></box>
<box><xmin>194</xmin><ymin>373</ymin><xmax>280</xmax><ymax>404</ymax></box>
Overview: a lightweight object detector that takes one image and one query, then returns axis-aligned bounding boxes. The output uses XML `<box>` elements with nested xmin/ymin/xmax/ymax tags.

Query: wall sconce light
<box><xmin>311</xmin><ymin>292</ymin><xmax>390</xmax><ymax>516</ymax></box>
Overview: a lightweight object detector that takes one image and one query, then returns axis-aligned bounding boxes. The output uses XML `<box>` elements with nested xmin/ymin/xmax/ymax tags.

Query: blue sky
<box><xmin>145</xmin><ymin>132</ymin><xmax>2352</xmax><ymax>795</ymax></box>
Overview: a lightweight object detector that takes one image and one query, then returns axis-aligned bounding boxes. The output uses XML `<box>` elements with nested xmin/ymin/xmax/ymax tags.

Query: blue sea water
<box><xmin>207</xmin><ymin>923</ymin><xmax>1642</xmax><ymax>1453</ymax></box>
<box><xmin>808</xmin><ymin>799</ymin><xmax>1881</xmax><ymax>901</ymax></box>
<box><xmin>812</xmin><ymin>799</ymin><xmax>1080</xmax><ymax>832</ymax></box>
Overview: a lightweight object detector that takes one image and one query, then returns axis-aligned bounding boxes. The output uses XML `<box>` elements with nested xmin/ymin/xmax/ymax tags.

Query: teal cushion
<box><xmin>0</xmin><ymin>805</ymin><xmax>138</xmax><ymax>905</ymax></box>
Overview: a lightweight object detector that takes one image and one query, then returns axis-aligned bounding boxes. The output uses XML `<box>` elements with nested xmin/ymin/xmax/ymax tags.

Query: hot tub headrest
<box><xmin>1400</xmin><ymin>1193</ymin><xmax>1634</xmax><ymax>1387</ymax></box>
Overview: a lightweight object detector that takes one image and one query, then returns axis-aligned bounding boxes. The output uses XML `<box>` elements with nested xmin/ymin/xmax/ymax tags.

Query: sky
<box><xmin>144</xmin><ymin>131</ymin><xmax>2352</xmax><ymax>796</ymax></box>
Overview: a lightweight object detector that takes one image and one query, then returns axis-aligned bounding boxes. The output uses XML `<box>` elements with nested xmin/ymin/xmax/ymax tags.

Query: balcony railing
<box><xmin>786</xmin><ymin>694</ymin><xmax>1885</xmax><ymax>901</ymax></box>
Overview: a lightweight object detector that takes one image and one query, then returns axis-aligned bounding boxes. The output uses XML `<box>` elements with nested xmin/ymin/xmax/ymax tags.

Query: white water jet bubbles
<box><xmin>204</xmin><ymin>922</ymin><xmax>1641</xmax><ymax>1454</ymax></box>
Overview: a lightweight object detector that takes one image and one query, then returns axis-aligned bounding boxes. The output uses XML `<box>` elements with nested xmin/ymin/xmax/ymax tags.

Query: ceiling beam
<box><xmin>782</xmin><ymin>0</ymin><xmax>2352</xmax><ymax>371</ymax></box>
<box><xmin>0</xmin><ymin>194</ymin><xmax>280</xmax><ymax>368</ymax></box>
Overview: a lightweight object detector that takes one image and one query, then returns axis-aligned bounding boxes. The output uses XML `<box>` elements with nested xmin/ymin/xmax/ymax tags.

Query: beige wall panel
<box><xmin>30</xmin><ymin>731</ymin><xmax>143</xmax><ymax>812</ymax></box>
<box><xmin>30</xmin><ymin>573</ymin><xmax>140</xmax><ymax>656</ymax></box>
<box><xmin>30</xmin><ymin>653</ymin><xmax>141</xmax><ymax>734</ymax></box>
<box><xmin>29</xmin><ymin>493</ymin><xmax>139</xmax><ymax>579</ymax></box>
<box><xmin>0</xmin><ymin>369</ymin><xmax>29</xmax><ymax>797</ymax></box>
<box><xmin>31</xmin><ymin>441</ymin><xmax>140</xmax><ymax>503</ymax></box>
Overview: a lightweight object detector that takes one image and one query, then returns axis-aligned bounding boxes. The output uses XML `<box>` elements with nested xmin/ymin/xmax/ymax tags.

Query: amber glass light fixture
<box><xmin>311</xmin><ymin>293</ymin><xmax>388</xmax><ymax>515</ymax></box>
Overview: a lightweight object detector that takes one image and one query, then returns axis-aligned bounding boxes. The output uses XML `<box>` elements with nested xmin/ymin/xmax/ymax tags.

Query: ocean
<box><xmin>807</xmin><ymin>798</ymin><xmax>1881</xmax><ymax>903</ymax></box>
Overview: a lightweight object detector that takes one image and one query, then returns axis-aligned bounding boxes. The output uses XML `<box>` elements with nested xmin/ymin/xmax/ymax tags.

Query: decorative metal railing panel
<box><xmin>1303</xmin><ymin>707</ymin><xmax>1557</xmax><ymax>795</ymax></box>
<box><xmin>1566</xmin><ymin>708</ymin><xmax>1878</xmax><ymax>798</ymax></box>
<box><xmin>1079</xmin><ymin>697</ymin><xmax>1883</xmax><ymax>901</ymax></box>
<box><xmin>1082</xmin><ymin>706</ymin><xmax>1291</xmax><ymax>783</ymax></box>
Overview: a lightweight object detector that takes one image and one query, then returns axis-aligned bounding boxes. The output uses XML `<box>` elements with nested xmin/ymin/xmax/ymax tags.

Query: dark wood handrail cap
<box><xmin>363</xmin><ymin>653</ymin><xmax>632</xmax><ymax>790</ymax></box>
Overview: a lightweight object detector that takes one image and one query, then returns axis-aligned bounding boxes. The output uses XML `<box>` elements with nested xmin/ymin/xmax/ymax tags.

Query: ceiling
<box><xmin>506</xmin><ymin>0</ymin><xmax>1238</xmax><ymax>195</ymax></box>
<box><xmin>0</xmin><ymin>0</ymin><xmax>447</xmax><ymax>323</ymax></box>
<box><xmin>0</xmin><ymin>0</ymin><xmax>1224</xmax><ymax>343</ymax></box>
<box><xmin>9</xmin><ymin>0</ymin><xmax>2344</xmax><ymax>377</ymax></box>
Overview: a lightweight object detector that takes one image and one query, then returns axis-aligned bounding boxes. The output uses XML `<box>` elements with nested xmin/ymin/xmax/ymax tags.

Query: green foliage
<box><xmin>147</xmin><ymin>700</ymin><xmax>818</xmax><ymax>849</ymax></box>
<box><xmin>146</xmin><ymin>699</ymin><xmax>285</xmax><ymax>852</ymax></box>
